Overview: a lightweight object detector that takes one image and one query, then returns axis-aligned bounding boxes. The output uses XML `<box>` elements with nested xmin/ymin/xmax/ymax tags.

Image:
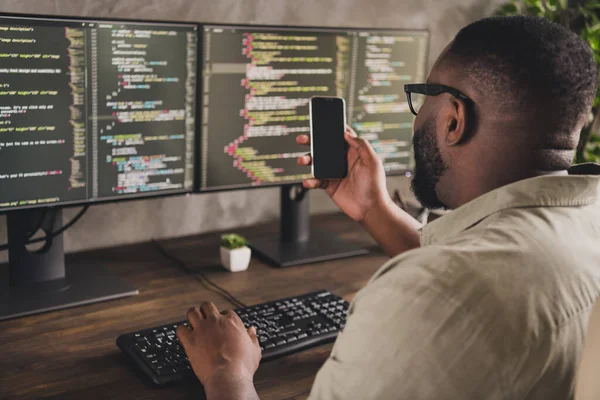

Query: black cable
<box><xmin>0</xmin><ymin>206</ymin><xmax>89</xmax><ymax>251</ymax></box>
<box><xmin>152</xmin><ymin>239</ymin><xmax>247</xmax><ymax>309</ymax></box>
<box><xmin>26</xmin><ymin>210</ymin><xmax>48</xmax><ymax>240</ymax></box>
<box><xmin>28</xmin><ymin>206</ymin><xmax>89</xmax><ymax>244</ymax></box>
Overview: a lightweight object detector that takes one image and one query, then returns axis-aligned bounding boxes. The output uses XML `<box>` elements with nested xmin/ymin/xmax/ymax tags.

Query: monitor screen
<box><xmin>200</xmin><ymin>25</ymin><xmax>428</xmax><ymax>191</ymax></box>
<box><xmin>0</xmin><ymin>15</ymin><xmax>197</xmax><ymax>211</ymax></box>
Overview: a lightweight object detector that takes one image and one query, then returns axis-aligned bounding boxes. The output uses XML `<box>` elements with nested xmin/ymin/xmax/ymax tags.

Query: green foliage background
<box><xmin>495</xmin><ymin>0</ymin><xmax>600</xmax><ymax>163</ymax></box>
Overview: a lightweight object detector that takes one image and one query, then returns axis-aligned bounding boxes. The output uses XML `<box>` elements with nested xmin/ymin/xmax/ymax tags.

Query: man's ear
<box><xmin>444</xmin><ymin>97</ymin><xmax>469</xmax><ymax>146</ymax></box>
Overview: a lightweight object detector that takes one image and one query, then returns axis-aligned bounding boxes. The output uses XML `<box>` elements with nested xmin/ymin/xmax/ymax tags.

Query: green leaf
<box><xmin>584</xmin><ymin>0</ymin><xmax>600</xmax><ymax>10</ymax></box>
<box><xmin>220</xmin><ymin>233</ymin><xmax>248</xmax><ymax>249</ymax></box>
<box><xmin>523</xmin><ymin>0</ymin><xmax>541</xmax><ymax>6</ymax></box>
<box><xmin>496</xmin><ymin>3</ymin><xmax>519</xmax><ymax>15</ymax></box>
<box><xmin>525</xmin><ymin>4</ymin><xmax>545</xmax><ymax>16</ymax></box>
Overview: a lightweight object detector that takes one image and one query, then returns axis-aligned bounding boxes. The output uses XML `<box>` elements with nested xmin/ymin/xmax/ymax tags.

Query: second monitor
<box><xmin>200</xmin><ymin>25</ymin><xmax>429</xmax><ymax>266</ymax></box>
<box><xmin>200</xmin><ymin>25</ymin><xmax>429</xmax><ymax>190</ymax></box>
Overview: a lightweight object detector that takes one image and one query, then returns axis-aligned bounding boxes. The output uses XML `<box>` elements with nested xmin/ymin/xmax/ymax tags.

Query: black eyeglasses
<box><xmin>404</xmin><ymin>83</ymin><xmax>471</xmax><ymax>116</ymax></box>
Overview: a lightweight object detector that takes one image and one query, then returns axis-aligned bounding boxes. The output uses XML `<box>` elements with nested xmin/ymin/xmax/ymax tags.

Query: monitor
<box><xmin>0</xmin><ymin>13</ymin><xmax>198</xmax><ymax>320</ymax></box>
<box><xmin>200</xmin><ymin>26</ymin><xmax>428</xmax><ymax>191</ymax></box>
<box><xmin>200</xmin><ymin>25</ymin><xmax>429</xmax><ymax>266</ymax></box>
<box><xmin>0</xmin><ymin>15</ymin><xmax>197</xmax><ymax>211</ymax></box>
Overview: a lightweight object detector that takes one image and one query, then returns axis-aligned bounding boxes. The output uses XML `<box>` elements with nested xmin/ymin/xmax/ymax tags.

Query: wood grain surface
<box><xmin>0</xmin><ymin>213</ymin><xmax>388</xmax><ymax>400</ymax></box>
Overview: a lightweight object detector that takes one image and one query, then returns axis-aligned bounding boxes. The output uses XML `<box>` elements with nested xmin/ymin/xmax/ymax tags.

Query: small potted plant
<box><xmin>220</xmin><ymin>233</ymin><xmax>251</xmax><ymax>272</ymax></box>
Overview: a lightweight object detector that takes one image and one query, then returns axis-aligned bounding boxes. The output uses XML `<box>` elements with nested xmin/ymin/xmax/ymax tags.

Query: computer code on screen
<box><xmin>0</xmin><ymin>22</ymin><xmax>88</xmax><ymax>208</ymax></box>
<box><xmin>201</xmin><ymin>26</ymin><xmax>428</xmax><ymax>191</ymax></box>
<box><xmin>348</xmin><ymin>32</ymin><xmax>428</xmax><ymax>173</ymax></box>
<box><xmin>201</xmin><ymin>27</ymin><xmax>349</xmax><ymax>189</ymax></box>
<box><xmin>92</xmin><ymin>23</ymin><xmax>196</xmax><ymax>197</ymax></box>
<box><xmin>0</xmin><ymin>16</ymin><xmax>196</xmax><ymax>210</ymax></box>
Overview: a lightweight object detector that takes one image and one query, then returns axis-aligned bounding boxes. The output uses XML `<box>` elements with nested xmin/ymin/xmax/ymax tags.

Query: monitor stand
<box><xmin>250</xmin><ymin>184</ymin><xmax>369</xmax><ymax>267</ymax></box>
<box><xmin>0</xmin><ymin>209</ymin><xmax>138</xmax><ymax>321</ymax></box>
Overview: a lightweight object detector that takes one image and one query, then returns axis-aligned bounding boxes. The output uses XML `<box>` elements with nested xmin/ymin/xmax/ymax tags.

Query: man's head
<box><xmin>411</xmin><ymin>16</ymin><xmax>598</xmax><ymax>209</ymax></box>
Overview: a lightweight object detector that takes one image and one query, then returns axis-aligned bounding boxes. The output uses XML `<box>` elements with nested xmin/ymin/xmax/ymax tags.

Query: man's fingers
<box><xmin>176</xmin><ymin>325</ymin><xmax>192</xmax><ymax>347</ymax></box>
<box><xmin>303</xmin><ymin>178</ymin><xmax>328</xmax><ymax>189</ymax></box>
<box><xmin>345</xmin><ymin>133</ymin><xmax>379</xmax><ymax>161</ymax></box>
<box><xmin>345</xmin><ymin>125</ymin><xmax>358</xmax><ymax>138</ymax></box>
<box><xmin>247</xmin><ymin>326</ymin><xmax>259</xmax><ymax>346</ymax></box>
<box><xmin>200</xmin><ymin>302</ymin><xmax>220</xmax><ymax>320</ymax></box>
<box><xmin>186</xmin><ymin>306</ymin><xmax>203</xmax><ymax>330</ymax></box>
<box><xmin>297</xmin><ymin>154</ymin><xmax>312</xmax><ymax>166</ymax></box>
<box><xmin>345</xmin><ymin>131</ymin><xmax>364</xmax><ymax>149</ymax></box>
<box><xmin>222</xmin><ymin>309</ymin><xmax>244</xmax><ymax>326</ymax></box>
<box><xmin>296</xmin><ymin>134</ymin><xmax>310</xmax><ymax>145</ymax></box>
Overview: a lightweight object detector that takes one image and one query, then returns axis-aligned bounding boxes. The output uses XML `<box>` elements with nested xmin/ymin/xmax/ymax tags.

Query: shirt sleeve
<box><xmin>308</xmin><ymin>255</ymin><xmax>506</xmax><ymax>400</ymax></box>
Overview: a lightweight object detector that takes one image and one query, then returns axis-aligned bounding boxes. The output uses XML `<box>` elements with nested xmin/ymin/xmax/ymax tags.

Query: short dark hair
<box><xmin>443</xmin><ymin>16</ymin><xmax>597</xmax><ymax>143</ymax></box>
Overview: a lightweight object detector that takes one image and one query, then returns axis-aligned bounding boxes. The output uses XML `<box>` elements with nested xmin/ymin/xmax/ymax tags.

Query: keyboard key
<box><xmin>133</xmin><ymin>333</ymin><xmax>146</xmax><ymax>342</ymax></box>
<box><xmin>297</xmin><ymin>333</ymin><xmax>308</xmax><ymax>339</ymax></box>
<box><xmin>175</xmin><ymin>363</ymin><xmax>190</xmax><ymax>372</ymax></box>
<box><xmin>154</xmin><ymin>365</ymin><xmax>176</xmax><ymax>376</ymax></box>
<box><xmin>265</xmin><ymin>343</ymin><xmax>276</xmax><ymax>349</ymax></box>
<box><xmin>275</xmin><ymin>339</ymin><xmax>287</xmax><ymax>346</ymax></box>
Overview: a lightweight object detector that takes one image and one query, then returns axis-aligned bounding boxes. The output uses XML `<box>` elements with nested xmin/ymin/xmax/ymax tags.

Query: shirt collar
<box><xmin>420</xmin><ymin>163</ymin><xmax>600</xmax><ymax>246</ymax></box>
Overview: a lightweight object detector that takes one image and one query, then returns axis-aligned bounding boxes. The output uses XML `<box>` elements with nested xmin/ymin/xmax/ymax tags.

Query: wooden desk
<box><xmin>0</xmin><ymin>213</ymin><xmax>388</xmax><ymax>400</ymax></box>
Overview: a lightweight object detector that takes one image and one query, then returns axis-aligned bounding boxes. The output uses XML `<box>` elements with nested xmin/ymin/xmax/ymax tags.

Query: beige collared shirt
<box><xmin>309</xmin><ymin>164</ymin><xmax>600</xmax><ymax>400</ymax></box>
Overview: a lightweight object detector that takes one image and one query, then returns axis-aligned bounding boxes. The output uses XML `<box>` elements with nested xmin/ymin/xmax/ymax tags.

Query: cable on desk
<box><xmin>0</xmin><ymin>206</ymin><xmax>89</xmax><ymax>252</ymax></box>
<box><xmin>151</xmin><ymin>239</ymin><xmax>247</xmax><ymax>309</ymax></box>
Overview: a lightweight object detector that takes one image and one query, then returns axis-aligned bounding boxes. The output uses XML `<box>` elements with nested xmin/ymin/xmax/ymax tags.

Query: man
<box><xmin>176</xmin><ymin>15</ymin><xmax>600</xmax><ymax>399</ymax></box>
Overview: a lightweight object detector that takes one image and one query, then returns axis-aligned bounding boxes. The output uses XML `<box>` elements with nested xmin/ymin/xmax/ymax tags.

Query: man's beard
<box><xmin>411</xmin><ymin>117</ymin><xmax>448</xmax><ymax>209</ymax></box>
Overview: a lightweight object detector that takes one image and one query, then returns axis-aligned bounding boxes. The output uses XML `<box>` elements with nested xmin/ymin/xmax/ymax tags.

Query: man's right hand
<box><xmin>297</xmin><ymin>126</ymin><xmax>390</xmax><ymax>223</ymax></box>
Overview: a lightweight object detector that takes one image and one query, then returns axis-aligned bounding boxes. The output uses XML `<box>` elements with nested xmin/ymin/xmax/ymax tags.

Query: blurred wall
<box><xmin>0</xmin><ymin>0</ymin><xmax>505</xmax><ymax>260</ymax></box>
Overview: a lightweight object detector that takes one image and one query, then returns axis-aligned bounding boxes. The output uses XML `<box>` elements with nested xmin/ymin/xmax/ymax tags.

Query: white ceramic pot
<box><xmin>220</xmin><ymin>246</ymin><xmax>251</xmax><ymax>272</ymax></box>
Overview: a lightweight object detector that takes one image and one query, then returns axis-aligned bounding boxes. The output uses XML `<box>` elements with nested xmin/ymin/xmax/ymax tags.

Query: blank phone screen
<box><xmin>310</xmin><ymin>97</ymin><xmax>347</xmax><ymax>179</ymax></box>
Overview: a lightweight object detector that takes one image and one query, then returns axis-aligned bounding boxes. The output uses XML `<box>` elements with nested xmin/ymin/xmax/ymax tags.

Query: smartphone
<box><xmin>309</xmin><ymin>96</ymin><xmax>348</xmax><ymax>179</ymax></box>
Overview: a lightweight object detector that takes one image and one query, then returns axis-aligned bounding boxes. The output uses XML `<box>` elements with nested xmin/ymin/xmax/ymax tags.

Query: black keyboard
<box><xmin>116</xmin><ymin>290</ymin><xmax>349</xmax><ymax>386</ymax></box>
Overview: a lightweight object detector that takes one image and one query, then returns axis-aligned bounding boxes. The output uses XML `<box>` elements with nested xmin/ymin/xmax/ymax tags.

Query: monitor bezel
<box><xmin>0</xmin><ymin>12</ymin><xmax>200</xmax><ymax>214</ymax></box>
<box><xmin>197</xmin><ymin>23</ymin><xmax>430</xmax><ymax>194</ymax></box>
